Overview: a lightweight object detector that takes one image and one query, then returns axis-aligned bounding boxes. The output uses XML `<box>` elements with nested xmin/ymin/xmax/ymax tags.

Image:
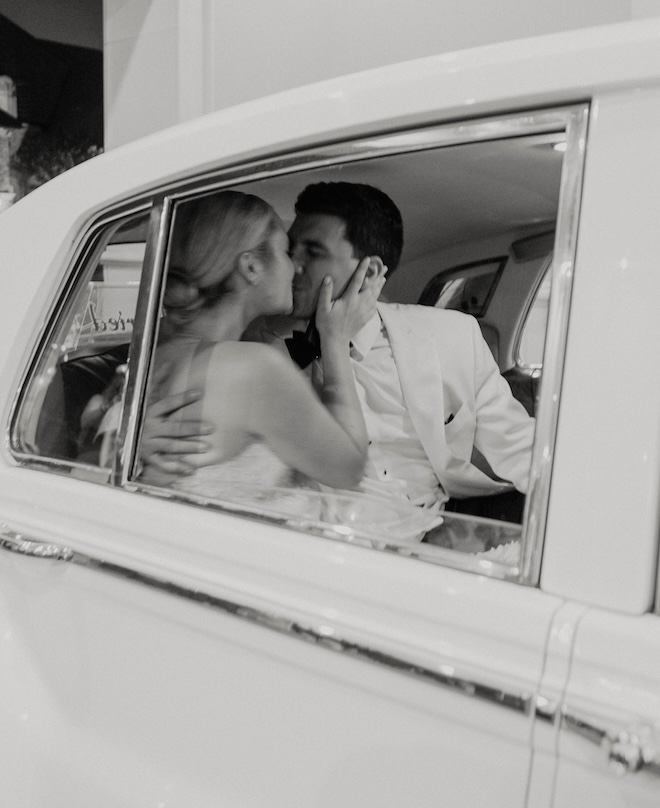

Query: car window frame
<box><xmin>8</xmin><ymin>199</ymin><xmax>154</xmax><ymax>484</ymax></box>
<box><xmin>9</xmin><ymin>104</ymin><xmax>589</xmax><ymax>588</ymax></box>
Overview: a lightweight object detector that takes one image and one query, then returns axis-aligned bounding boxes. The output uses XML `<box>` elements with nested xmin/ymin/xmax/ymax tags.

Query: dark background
<box><xmin>0</xmin><ymin>3</ymin><xmax>103</xmax><ymax>195</ymax></box>
<box><xmin>0</xmin><ymin>0</ymin><xmax>102</xmax><ymax>49</ymax></box>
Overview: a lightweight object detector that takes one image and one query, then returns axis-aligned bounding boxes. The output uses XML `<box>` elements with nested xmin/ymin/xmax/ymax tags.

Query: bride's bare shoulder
<box><xmin>208</xmin><ymin>340</ymin><xmax>292</xmax><ymax>379</ymax></box>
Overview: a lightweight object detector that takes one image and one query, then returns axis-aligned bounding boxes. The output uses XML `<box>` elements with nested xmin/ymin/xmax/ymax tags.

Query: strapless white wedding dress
<box><xmin>173</xmin><ymin>440</ymin><xmax>442</xmax><ymax>543</ymax></box>
<box><xmin>173</xmin><ymin>441</ymin><xmax>298</xmax><ymax>499</ymax></box>
<box><xmin>156</xmin><ymin>339</ymin><xmax>442</xmax><ymax>543</ymax></box>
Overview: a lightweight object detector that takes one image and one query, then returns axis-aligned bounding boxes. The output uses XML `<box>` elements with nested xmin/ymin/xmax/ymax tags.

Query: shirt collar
<box><xmin>350</xmin><ymin>312</ymin><xmax>383</xmax><ymax>361</ymax></box>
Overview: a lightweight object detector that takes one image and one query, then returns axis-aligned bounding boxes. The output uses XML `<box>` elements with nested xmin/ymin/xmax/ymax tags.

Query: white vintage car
<box><xmin>1</xmin><ymin>18</ymin><xmax>659</xmax><ymax>808</ymax></box>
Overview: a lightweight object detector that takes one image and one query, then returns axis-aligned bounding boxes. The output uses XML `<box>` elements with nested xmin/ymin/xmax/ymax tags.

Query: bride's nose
<box><xmin>288</xmin><ymin>245</ymin><xmax>304</xmax><ymax>273</ymax></box>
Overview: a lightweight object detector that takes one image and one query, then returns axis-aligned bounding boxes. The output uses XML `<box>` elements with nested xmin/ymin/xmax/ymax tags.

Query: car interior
<box><xmin>233</xmin><ymin>135</ymin><xmax>560</xmax><ymax>528</ymax></box>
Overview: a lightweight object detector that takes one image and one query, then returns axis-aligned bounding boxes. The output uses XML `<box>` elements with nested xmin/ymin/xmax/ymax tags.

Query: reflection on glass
<box><xmin>12</xmin><ymin>213</ymin><xmax>147</xmax><ymax>466</ymax></box>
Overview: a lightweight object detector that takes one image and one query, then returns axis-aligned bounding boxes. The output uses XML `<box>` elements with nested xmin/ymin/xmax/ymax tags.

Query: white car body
<box><xmin>1</xmin><ymin>18</ymin><xmax>660</xmax><ymax>807</ymax></box>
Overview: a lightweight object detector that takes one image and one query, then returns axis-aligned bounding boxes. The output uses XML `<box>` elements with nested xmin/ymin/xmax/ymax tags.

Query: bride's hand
<box><xmin>315</xmin><ymin>258</ymin><xmax>386</xmax><ymax>344</ymax></box>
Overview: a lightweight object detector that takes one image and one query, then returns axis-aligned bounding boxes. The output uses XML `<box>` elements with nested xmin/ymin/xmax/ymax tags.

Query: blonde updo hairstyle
<box><xmin>162</xmin><ymin>190</ymin><xmax>280</xmax><ymax>334</ymax></box>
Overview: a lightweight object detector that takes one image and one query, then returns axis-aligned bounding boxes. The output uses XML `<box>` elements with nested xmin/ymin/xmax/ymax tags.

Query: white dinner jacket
<box><xmin>377</xmin><ymin>303</ymin><xmax>535</xmax><ymax>498</ymax></box>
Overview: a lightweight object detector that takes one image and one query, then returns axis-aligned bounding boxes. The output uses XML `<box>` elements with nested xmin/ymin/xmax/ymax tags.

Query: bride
<box><xmin>144</xmin><ymin>190</ymin><xmax>381</xmax><ymax>496</ymax></box>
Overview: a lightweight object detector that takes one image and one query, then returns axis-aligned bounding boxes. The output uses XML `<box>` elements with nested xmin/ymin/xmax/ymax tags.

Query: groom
<box><xmin>145</xmin><ymin>181</ymin><xmax>535</xmax><ymax>512</ymax></box>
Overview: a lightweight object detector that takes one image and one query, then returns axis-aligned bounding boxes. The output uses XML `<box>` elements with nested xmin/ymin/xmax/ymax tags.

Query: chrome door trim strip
<box><xmin>0</xmin><ymin>532</ymin><xmax>74</xmax><ymax>561</ymax></box>
<box><xmin>0</xmin><ymin>525</ymin><xmax>532</xmax><ymax>715</ymax></box>
<box><xmin>562</xmin><ymin>707</ymin><xmax>660</xmax><ymax>777</ymax></box>
<box><xmin>562</xmin><ymin>709</ymin><xmax>608</xmax><ymax>746</ymax></box>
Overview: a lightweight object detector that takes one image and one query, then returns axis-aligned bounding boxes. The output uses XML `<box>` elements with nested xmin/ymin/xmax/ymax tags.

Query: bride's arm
<box><xmin>241</xmin><ymin>348</ymin><xmax>363</xmax><ymax>488</ymax></box>
<box><xmin>243</xmin><ymin>261</ymin><xmax>383</xmax><ymax>489</ymax></box>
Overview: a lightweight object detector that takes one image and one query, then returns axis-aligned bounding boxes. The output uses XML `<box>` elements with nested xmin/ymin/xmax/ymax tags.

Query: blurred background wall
<box><xmin>2</xmin><ymin>0</ymin><xmax>659</xmax><ymax>154</ymax></box>
<box><xmin>103</xmin><ymin>0</ymin><xmax>660</xmax><ymax>148</ymax></box>
<box><xmin>0</xmin><ymin>1</ymin><xmax>103</xmax><ymax>201</ymax></box>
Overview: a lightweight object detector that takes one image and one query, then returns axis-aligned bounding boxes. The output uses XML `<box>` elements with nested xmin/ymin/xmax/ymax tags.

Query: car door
<box><xmin>0</xmin><ymin>491</ymin><xmax>563</xmax><ymax>808</ymax></box>
<box><xmin>0</xmin><ymin>104</ymin><xmax>585</xmax><ymax>807</ymax></box>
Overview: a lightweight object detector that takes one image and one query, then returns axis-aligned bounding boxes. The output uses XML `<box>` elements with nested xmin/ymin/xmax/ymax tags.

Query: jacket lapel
<box><xmin>377</xmin><ymin>304</ymin><xmax>453</xmax><ymax>476</ymax></box>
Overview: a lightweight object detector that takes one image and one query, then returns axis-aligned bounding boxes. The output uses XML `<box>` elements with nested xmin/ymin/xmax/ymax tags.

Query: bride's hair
<box><xmin>163</xmin><ymin>190</ymin><xmax>279</xmax><ymax>329</ymax></box>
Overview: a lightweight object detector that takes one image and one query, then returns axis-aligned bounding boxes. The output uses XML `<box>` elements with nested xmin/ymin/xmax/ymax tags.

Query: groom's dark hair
<box><xmin>294</xmin><ymin>181</ymin><xmax>404</xmax><ymax>274</ymax></box>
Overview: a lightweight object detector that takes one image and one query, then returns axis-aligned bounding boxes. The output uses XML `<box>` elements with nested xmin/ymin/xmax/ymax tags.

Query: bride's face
<box><xmin>258</xmin><ymin>225</ymin><xmax>295</xmax><ymax>315</ymax></box>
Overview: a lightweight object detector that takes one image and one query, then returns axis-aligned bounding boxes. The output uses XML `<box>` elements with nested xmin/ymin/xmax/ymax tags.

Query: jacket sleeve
<box><xmin>469</xmin><ymin>317</ymin><xmax>535</xmax><ymax>493</ymax></box>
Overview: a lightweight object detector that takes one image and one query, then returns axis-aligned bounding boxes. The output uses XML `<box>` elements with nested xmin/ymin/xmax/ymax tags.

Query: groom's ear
<box><xmin>362</xmin><ymin>256</ymin><xmax>387</xmax><ymax>289</ymax></box>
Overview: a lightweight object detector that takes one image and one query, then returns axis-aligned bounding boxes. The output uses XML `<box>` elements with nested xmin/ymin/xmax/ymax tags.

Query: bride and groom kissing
<box><xmin>141</xmin><ymin>180</ymin><xmax>534</xmax><ymax>534</ymax></box>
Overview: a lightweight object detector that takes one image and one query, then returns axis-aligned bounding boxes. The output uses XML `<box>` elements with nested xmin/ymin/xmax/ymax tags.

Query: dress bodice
<box><xmin>156</xmin><ymin>336</ymin><xmax>442</xmax><ymax>543</ymax></box>
<box><xmin>172</xmin><ymin>440</ymin><xmax>298</xmax><ymax>499</ymax></box>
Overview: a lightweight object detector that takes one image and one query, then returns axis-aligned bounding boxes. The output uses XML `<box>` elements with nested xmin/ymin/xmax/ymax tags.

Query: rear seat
<box><xmin>35</xmin><ymin>344</ymin><xmax>129</xmax><ymax>461</ymax></box>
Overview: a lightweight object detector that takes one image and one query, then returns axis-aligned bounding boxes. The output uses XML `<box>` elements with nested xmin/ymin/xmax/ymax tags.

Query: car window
<box><xmin>11</xmin><ymin>106</ymin><xmax>587</xmax><ymax>584</ymax></box>
<box><xmin>518</xmin><ymin>268</ymin><xmax>552</xmax><ymax>368</ymax></box>
<box><xmin>418</xmin><ymin>257</ymin><xmax>507</xmax><ymax>315</ymax></box>
<box><xmin>11</xmin><ymin>210</ymin><xmax>149</xmax><ymax>475</ymax></box>
<box><xmin>131</xmin><ymin>109</ymin><xmax>585</xmax><ymax>581</ymax></box>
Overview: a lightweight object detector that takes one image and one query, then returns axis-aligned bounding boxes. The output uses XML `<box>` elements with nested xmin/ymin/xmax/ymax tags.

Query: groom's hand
<box><xmin>139</xmin><ymin>388</ymin><xmax>213</xmax><ymax>481</ymax></box>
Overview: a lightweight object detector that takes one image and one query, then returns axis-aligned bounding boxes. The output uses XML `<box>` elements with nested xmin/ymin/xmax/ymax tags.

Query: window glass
<box><xmin>12</xmin><ymin>211</ymin><xmax>148</xmax><ymax>470</ymax></box>
<box><xmin>132</xmin><ymin>121</ymin><xmax>575</xmax><ymax>576</ymax></box>
<box><xmin>13</xmin><ymin>110</ymin><xmax>583</xmax><ymax>582</ymax></box>
<box><xmin>418</xmin><ymin>258</ymin><xmax>507</xmax><ymax>315</ymax></box>
<box><xmin>518</xmin><ymin>269</ymin><xmax>551</xmax><ymax>367</ymax></box>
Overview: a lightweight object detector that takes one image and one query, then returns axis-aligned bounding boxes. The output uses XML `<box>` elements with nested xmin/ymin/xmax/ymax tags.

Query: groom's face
<box><xmin>288</xmin><ymin>213</ymin><xmax>360</xmax><ymax>319</ymax></box>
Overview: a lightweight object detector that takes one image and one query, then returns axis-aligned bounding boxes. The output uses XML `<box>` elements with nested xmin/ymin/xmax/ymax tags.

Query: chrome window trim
<box><xmin>114</xmin><ymin>197</ymin><xmax>173</xmax><ymax>485</ymax></box>
<box><xmin>0</xmin><ymin>523</ymin><xmax>532</xmax><ymax>715</ymax></box>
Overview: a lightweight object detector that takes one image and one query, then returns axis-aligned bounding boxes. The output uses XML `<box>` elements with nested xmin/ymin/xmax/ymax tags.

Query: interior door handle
<box><xmin>0</xmin><ymin>526</ymin><xmax>73</xmax><ymax>561</ymax></box>
<box><xmin>563</xmin><ymin>709</ymin><xmax>660</xmax><ymax>777</ymax></box>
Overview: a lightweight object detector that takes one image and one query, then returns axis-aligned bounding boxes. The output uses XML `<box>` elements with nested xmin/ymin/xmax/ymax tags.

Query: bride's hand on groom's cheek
<box><xmin>316</xmin><ymin>258</ymin><xmax>386</xmax><ymax>342</ymax></box>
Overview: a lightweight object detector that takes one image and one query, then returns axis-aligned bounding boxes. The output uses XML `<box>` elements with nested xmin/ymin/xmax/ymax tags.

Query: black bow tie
<box><xmin>285</xmin><ymin>318</ymin><xmax>321</xmax><ymax>368</ymax></box>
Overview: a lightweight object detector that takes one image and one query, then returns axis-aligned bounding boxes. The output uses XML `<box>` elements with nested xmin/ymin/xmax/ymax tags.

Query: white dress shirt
<box><xmin>349</xmin><ymin>313</ymin><xmax>447</xmax><ymax>507</ymax></box>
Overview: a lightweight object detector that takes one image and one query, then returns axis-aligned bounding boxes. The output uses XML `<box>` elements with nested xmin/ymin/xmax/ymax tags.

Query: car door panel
<box><xmin>0</xmin><ymin>467</ymin><xmax>562</xmax><ymax>807</ymax></box>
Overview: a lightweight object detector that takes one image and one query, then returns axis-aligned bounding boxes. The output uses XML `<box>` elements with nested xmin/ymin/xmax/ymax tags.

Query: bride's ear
<box><xmin>237</xmin><ymin>251</ymin><xmax>263</xmax><ymax>287</ymax></box>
